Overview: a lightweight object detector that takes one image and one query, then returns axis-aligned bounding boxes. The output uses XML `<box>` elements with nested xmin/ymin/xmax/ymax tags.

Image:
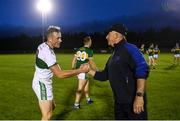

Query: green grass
<box><xmin>0</xmin><ymin>53</ymin><xmax>179</xmax><ymax>119</ymax></box>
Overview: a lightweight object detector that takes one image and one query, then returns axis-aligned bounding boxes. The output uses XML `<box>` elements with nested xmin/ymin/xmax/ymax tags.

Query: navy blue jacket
<box><xmin>94</xmin><ymin>40</ymin><xmax>149</xmax><ymax>103</ymax></box>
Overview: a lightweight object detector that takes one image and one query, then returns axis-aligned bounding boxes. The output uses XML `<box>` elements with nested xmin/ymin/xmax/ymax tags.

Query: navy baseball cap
<box><xmin>108</xmin><ymin>23</ymin><xmax>128</xmax><ymax>36</ymax></box>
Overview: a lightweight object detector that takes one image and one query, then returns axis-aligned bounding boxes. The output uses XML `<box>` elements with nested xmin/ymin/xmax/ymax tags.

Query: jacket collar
<box><xmin>114</xmin><ymin>39</ymin><xmax>126</xmax><ymax>50</ymax></box>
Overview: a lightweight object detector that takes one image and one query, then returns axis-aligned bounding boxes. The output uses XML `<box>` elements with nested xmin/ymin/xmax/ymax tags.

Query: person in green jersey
<box><xmin>72</xmin><ymin>36</ymin><xmax>97</xmax><ymax>109</ymax></box>
<box><xmin>171</xmin><ymin>42</ymin><xmax>180</xmax><ymax>65</ymax></box>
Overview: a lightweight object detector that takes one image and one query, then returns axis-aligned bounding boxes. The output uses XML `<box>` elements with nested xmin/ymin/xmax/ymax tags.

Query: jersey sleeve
<box><xmin>43</xmin><ymin>48</ymin><xmax>57</xmax><ymax>68</ymax></box>
<box><xmin>88</xmin><ymin>49</ymin><xmax>93</xmax><ymax>58</ymax></box>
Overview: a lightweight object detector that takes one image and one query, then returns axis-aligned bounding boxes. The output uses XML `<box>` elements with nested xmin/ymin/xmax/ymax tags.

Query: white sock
<box><xmin>74</xmin><ymin>102</ymin><xmax>79</xmax><ymax>106</ymax></box>
<box><xmin>86</xmin><ymin>97</ymin><xmax>91</xmax><ymax>101</ymax></box>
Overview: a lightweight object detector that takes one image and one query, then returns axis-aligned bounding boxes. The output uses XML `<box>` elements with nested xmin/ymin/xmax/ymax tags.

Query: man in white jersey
<box><xmin>32</xmin><ymin>26</ymin><xmax>89</xmax><ymax>120</ymax></box>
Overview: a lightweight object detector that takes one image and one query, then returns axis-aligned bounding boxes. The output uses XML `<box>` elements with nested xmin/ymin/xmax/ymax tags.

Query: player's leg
<box><xmin>84</xmin><ymin>80</ymin><xmax>93</xmax><ymax>104</ymax></box>
<box><xmin>39</xmin><ymin>100</ymin><xmax>55</xmax><ymax>120</ymax></box>
<box><xmin>32</xmin><ymin>80</ymin><xmax>55</xmax><ymax>120</ymax></box>
<box><xmin>148</xmin><ymin>56</ymin><xmax>151</xmax><ymax>66</ymax></box>
<box><xmin>149</xmin><ymin>58</ymin><xmax>152</xmax><ymax>66</ymax></box>
<box><xmin>149</xmin><ymin>56</ymin><xmax>155</xmax><ymax>68</ymax></box>
<box><xmin>174</xmin><ymin>55</ymin><xmax>176</xmax><ymax>64</ymax></box>
<box><xmin>156</xmin><ymin>54</ymin><xmax>159</xmax><ymax>64</ymax></box>
<box><xmin>39</xmin><ymin>81</ymin><xmax>55</xmax><ymax>120</ymax></box>
<box><xmin>152</xmin><ymin>58</ymin><xmax>155</xmax><ymax>69</ymax></box>
<box><xmin>74</xmin><ymin>79</ymin><xmax>87</xmax><ymax>108</ymax></box>
<box><xmin>74</xmin><ymin>73</ymin><xmax>87</xmax><ymax>109</ymax></box>
<box><xmin>153</xmin><ymin>55</ymin><xmax>156</xmax><ymax>64</ymax></box>
<box><xmin>154</xmin><ymin>55</ymin><xmax>158</xmax><ymax>65</ymax></box>
<box><xmin>176</xmin><ymin>54</ymin><xmax>180</xmax><ymax>64</ymax></box>
<box><xmin>84</xmin><ymin>80</ymin><xmax>89</xmax><ymax>98</ymax></box>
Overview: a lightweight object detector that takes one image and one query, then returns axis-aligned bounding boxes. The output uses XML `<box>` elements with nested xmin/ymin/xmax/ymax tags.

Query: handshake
<box><xmin>79</xmin><ymin>63</ymin><xmax>91</xmax><ymax>73</ymax></box>
<box><xmin>78</xmin><ymin>63</ymin><xmax>97</xmax><ymax>77</ymax></box>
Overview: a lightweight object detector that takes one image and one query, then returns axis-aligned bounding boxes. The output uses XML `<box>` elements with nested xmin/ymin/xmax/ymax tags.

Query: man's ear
<box><xmin>48</xmin><ymin>35</ymin><xmax>52</xmax><ymax>42</ymax></box>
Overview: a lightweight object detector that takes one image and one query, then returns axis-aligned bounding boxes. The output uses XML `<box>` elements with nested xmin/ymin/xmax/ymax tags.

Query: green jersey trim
<box><xmin>36</xmin><ymin>57</ymin><xmax>48</xmax><ymax>69</ymax></box>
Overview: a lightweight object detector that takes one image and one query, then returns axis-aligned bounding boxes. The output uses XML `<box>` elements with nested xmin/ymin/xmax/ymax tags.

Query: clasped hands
<box><xmin>79</xmin><ymin>63</ymin><xmax>90</xmax><ymax>73</ymax></box>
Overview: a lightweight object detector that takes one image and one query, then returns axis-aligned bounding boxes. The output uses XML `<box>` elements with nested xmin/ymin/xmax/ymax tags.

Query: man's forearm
<box><xmin>50</xmin><ymin>64</ymin><xmax>82</xmax><ymax>79</ymax></box>
<box><xmin>88</xmin><ymin>69</ymin><xmax>108</xmax><ymax>81</ymax></box>
<box><xmin>72</xmin><ymin>57</ymin><xmax>77</xmax><ymax>69</ymax></box>
<box><xmin>136</xmin><ymin>78</ymin><xmax>146</xmax><ymax>94</ymax></box>
<box><xmin>56</xmin><ymin>69</ymin><xmax>81</xmax><ymax>79</ymax></box>
<box><xmin>133</xmin><ymin>78</ymin><xmax>146</xmax><ymax>114</ymax></box>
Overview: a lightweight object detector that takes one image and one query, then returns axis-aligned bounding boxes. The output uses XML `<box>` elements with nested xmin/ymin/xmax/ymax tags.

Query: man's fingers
<box><xmin>141</xmin><ymin>106</ymin><xmax>144</xmax><ymax>112</ymax></box>
<box><xmin>80</xmin><ymin>64</ymin><xmax>90</xmax><ymax>73</ymax></box>
<box><xmin>134</xmin><ymin>105</ymin><xmax>144</xmax><ymax>114</ymax></box>
<box><xmin>134</xmin><ymin>106</ymin><xmax>139</xmax><ymax>114</ymax></box>
<box><xmin>134</xmin><ymin>106</ymin><xmax>140</xmax><ymax>114</ymax></box>
<box><xmin>133</xmin><ymin>96</ymin><xmax>144</xmax><ymax>114</ymax></box>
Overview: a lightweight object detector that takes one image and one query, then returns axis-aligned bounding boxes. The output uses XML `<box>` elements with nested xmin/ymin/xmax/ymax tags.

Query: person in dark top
<box><xmin>171</xmin><ymin>42</ymin><xmax>180</xmax><ymax>65</ymax></box>
<box><xmin>88</xmin><ymin>23</ymin><xmax>149</xmax><ymax>120</ymax></box>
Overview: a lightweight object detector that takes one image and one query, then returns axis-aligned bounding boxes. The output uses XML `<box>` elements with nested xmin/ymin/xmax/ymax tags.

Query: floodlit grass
<box><xmin>0</xmin><ymin>53</ymin><xmax>179</xmax><ymax>119</ymax></box>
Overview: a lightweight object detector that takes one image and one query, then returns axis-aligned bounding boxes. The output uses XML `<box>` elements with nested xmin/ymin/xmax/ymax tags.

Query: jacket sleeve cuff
<box><xmin>94</xmin><ymin>71</ymin><xmax>99</xmax><ymax>80</ymax></box>
<box><xmin>94</xmin><ymin>71</ymin><xmax>107</xmax><ymax>81</ymax></box>
<box><xmin>136</xmin><ymin>74</ymin><xmax>148</xmax><ymax>80</ymax></box>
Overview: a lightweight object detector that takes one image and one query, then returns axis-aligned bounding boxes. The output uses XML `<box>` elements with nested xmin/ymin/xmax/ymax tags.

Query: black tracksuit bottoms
<box><xmin>114</xmin><ymin>102</ymin><xmax>148</xmax><ymax>120</ymax></box>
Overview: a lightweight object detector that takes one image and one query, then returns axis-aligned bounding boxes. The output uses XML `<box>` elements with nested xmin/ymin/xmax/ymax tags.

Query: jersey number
<box><xmin>76</xmin><ymin>51</ymin><xmax>88</xmax><ymax>61</ymax></box>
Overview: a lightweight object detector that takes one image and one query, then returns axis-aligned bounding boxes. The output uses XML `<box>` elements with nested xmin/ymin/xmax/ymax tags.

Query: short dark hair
<box><xmin>46</xmin><ymin>26</ymin><xmax>60</xmax><ymax>38</ymax></box>
<box><xmin>83</xmin><ymin>36</ymin><xmax>91</xmax><ymax>45</ymax></box>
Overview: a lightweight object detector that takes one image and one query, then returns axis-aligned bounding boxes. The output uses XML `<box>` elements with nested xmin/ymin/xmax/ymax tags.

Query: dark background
<box><xmin>0</xmin><ymin>0</ymin><xmax>180</xmax><ymax>53</ymax></box>
<box><xmin>0</xmin><ymin>26</ymin><xmax>179</xmax><ymax>53</ymax></box>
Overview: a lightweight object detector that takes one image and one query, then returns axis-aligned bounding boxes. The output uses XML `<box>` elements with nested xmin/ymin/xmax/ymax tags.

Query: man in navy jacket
<box><xmin>88</xmin><ymin>24</ymin><xmax>149</xmax><ymax>120</ymax></box>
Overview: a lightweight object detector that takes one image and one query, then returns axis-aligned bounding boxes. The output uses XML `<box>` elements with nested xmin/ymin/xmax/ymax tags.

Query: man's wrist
<box><xmin>76</xmin><ymin>68</ymin><xmax>82</xmax><ymax>74</ymax></box>
<box><xmin>136</xmin><ymin>92</ymin><xmax>144</xmax><ymax>97</ymax></box>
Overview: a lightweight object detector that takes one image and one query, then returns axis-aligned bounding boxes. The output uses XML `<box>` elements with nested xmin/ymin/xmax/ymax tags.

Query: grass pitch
<box><xmin>0</xmin><ymin>53</ymin><xmax>179</xmax><ymax>119</ymax></box>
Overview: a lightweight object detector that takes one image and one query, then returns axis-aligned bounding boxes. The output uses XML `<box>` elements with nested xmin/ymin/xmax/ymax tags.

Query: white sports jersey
<box><xmin>33</xmin><ymin>42</ymin><xmax>57</xmax><ymax>83</ymax></box>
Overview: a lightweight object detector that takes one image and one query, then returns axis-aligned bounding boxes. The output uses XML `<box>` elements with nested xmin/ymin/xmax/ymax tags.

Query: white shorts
<box><xmin>77</xmin><ymin>73</ymin><xmax>87</xmax><ymax>80</ymax></box>
<box><xmin>174</xmin><ymin>54</ymin><xmax>180</xmax><ymax>58</ymax></box>
<box><xmin>149</xmin><ymin>56</ymin><xmax>154</xmax><ymax>59</ymax></box>
<box><xmin>32</xmin><ymin>78</ymin><xmax>53</xmax><ymax>101</ymax></box>
<box><xmin>153</xmin><ymin>54</ymin><xmax>158</xmax><ymax>59</ymax></box>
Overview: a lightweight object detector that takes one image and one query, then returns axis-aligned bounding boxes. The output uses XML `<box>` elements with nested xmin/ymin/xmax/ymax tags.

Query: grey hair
<box><xmin>46</xmin><ymin>25</ymin><xmax>61</xmax><ymax>38</ymax></box>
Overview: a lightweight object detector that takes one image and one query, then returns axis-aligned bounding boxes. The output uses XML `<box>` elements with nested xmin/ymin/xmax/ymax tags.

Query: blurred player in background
<box><xmin>153</xmin><ymin>44</ymin><xmax>160</xmax><ymax>65</ymax></box>
<box><xmin>72</xmin><ymin>36</ymin><xmax>97</xmax><ymax>109</ymax></box>
<box><xmin>171</xmin><ymin>42</ymin><xmax>180</xmax><ymax>65</ymax></box>
<box><xmin>146</xmin><ymin>43</ymin><xmax>155</xmax><ymax>69</ymax></box>
<box><xmin>140</xmin><ymin>44</ymin><xmax>145</xmax><ymax>54</ymax></box>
